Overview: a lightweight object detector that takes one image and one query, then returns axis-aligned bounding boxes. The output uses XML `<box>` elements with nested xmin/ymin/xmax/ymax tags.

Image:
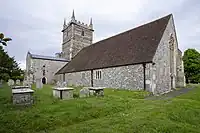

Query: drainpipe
<box><xmin>143</xmin><ymin>63</ymin><xmax>146</xmax><ymax>91</ymax></box>
<box><xmin>63</xmin><ymin>73</ymin><xmax>65</xmax><ymax>82</ymax></box>
<box><xmin>91</xmin><ymin>70</ymin><xmax>93</xmax><ymax>87</ymax></box>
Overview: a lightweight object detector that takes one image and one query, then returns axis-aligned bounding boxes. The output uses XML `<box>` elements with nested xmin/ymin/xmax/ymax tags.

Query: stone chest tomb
<box><xmin>88</xmin><ymin>87</ymin><xmax>105</xmax><ymax>96</ymax></box>
<box><xmin>12</xmin><ymin>87</ymin><xmax>34</xmax><ymax>105</ymax></box>
<box><xmin>53</xmin><ymin>87</ymin><xmax>74</xmax><ymax>100</ymax></box>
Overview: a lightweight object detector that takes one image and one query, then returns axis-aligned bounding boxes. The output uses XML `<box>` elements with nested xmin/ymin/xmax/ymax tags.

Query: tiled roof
<box><xmin>29</xmin><ymin>53</ymin><xmax>68</xmax><ymax>62</ymax></box>
<box><xmin>56</xmin><ymin>14</ymin><xmax>172</xmax><ymax>74</ymax></box>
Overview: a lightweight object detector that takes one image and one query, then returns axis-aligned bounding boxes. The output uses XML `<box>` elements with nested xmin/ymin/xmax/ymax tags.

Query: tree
<box><xmin>0</xmin><ymin>46</ymin><xmax>24</xmax><ymax>81</ymax></box>
<box><xmin>0</xmin><ymin>33</ymin><xmax>12</xmax><ymax>46</ymax></box>
<box><xmin>183</xmin><ymin>48</ymin><xmax>200</xmax><ymax>83</ymax></box>
<box><xmin>0</xmin><ymin>33</ymin><xmax>24</xmax><ymax>81</ymax></box>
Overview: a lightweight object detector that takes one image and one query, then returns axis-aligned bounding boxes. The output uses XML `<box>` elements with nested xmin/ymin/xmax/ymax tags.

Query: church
<box><xmin>25</xmin><ymin>10</ymin><xmax>93</xmax><ymax>85</ymax></box>
<box><xmin>26</xmin><ymin>11</ymin><xmax>186</xmax><ymax>95</ymax></box>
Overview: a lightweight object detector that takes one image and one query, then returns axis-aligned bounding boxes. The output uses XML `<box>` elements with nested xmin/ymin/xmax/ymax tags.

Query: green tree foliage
<box><xmin>183</xmin><ymin>48</ymin><xmax>200</xmax><ymax>83</ymax></box>
<box><xmin>0</xmin><ymin>46</ymin><xmax>24</xmax><ymax>81</ymax></box>
<box><xmin>0</xmin><ymin>33</ymin><xmax>12</xmax><ymax>46</ymax></box>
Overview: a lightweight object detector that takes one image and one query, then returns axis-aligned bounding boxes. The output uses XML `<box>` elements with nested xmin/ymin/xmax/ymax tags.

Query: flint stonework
<box><xmin>12</xmin><ymin>88</ymin><xmax>34</xmax><ymax>105</ymax></box>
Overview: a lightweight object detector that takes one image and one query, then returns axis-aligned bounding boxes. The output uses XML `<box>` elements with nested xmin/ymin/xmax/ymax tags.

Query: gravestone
<box><xmin>56</xmin><ymin>81</ymin><xmax>62</xmax><ymax>87</ymax></box>
<box><xmin>23</xmin><ymin>80</ymin><xmax>27</xmax><ymax>86</ymax></box>
<box><xmin>80</xmin><ymin>87</ymin><xmax>90</xmax><ymax>98</ymax></box>
<box><xmin>88</xmin><ymin>87</ymin><xmax>105</xmax><ymax>96</ymax></box>
<box><xmin>16</xmin><ymin>79</ymin><xmax>21</xmax><ymax>85</ymax></box>
<box><xmin>12</xmin><ymin>88</ymin><xmax>34</xmax><ymax>105</ymax></box>
<box><xmin>0</xmin><ymin>79</ymin><xmax>3</xmax><ymax>88</ymax></box>
<box><xmin>36</xmin><ymin>79</ymin><xmax>43</xmax><ymax>89</ymax></box>
<box><xmin>8</xmin><ymin>79</ymin><xmax>14</xmax><ymax>86</ymax></box>
<box><xmin>89</xmin><ymin>90</ymin><xmax>94</xmax><ymax>96</ymax></box>
<box><xmin>53</xmin><ymin>87</ymin><xmax>74</xmax><ymax>100</ymax></box>
<box><xmin>23</xmin><ymin>80</ymin><xmax>31</xmax><ymax>88</ymax></box>
<box><xmin>62</xmin><ymin>81</ymin><xmax>67</xmax><ymax>87</ymax></box>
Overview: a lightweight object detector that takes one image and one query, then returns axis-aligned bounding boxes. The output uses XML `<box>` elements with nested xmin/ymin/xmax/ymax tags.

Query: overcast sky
<box><xmin>1</xmin><ymin>0</ymin><xmax>200</xmax><ymax>69</ymax></box>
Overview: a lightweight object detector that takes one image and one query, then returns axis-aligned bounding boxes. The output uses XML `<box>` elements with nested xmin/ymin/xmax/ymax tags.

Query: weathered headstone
<box><xmin>56</xmin><ymin>81</ymin><xmax>62</xmax><ymax>87</ymax></box>
<box><xmin>22</xmin><ymin>80</ymin><xmax>27</xmax><ymax>86</ymax></box>
<box><xmin>80</xmin><ymin>87</ymin><xmax>90</xmax><ymax>98</ymax></box>
<box><xmin>62</xmin><ymin>81</ymin><xmax>67</xmax><ymax>87</ymax></box>
<box><xmin>16</xmin><ymin>79</ymin><xmax>21</xmax><ymax>85</ymax></box>
<box><xmin>36</xmin><ymin>79</ymin><xmax>43</xmax><ymax>89</ymax></box>
<box><xmin>0</xmin><ymin>79</ymin><xmax>3</xmax><ymax>88</ymax></box>
<box><xmin>8</xmin><ymin>79</ymin><xmax>14</xmax><ymax>86</ymax></box>
<box><xmin>89</xmin><ymin>90</ymin><xmax>94</xmax><ymax>96</ymax></box>
<box><xmin>23</xmin><ymin>80</ymin><xmax>31</xmax><ymax>88</ymax></box>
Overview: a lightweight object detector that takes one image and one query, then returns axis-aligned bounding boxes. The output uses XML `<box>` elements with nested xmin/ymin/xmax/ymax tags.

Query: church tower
<box><xmin>62</xmin><ymin>10</ymin><xmax>94</xmax><ymax>60</ymax></box>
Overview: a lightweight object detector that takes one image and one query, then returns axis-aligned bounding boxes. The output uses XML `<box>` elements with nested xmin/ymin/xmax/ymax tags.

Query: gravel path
<box><xmin>145</xmin><ymin>87</ymin><xmax>195</xmax><ymax>100</ymax></box>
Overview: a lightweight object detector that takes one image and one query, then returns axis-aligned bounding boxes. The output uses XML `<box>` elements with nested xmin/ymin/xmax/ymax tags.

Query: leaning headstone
<box><xmin>36</xmin><ymin>79</ymin><xmax>43</xmax><ymax>89</ymax></box>
<box><xmin>16</xmin><ymin>79</ymin><xmax>21</xmax><ymax>85</ymax></box>
<box><xmin>80</xmin><ymin>87</ymin><xmax>90</xmax><ymax>98</ymax></box>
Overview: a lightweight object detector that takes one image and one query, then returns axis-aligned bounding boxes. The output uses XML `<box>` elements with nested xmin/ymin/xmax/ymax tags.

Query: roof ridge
<box><xmin>56</xmin><ymin>14</ymin><xmax>172</xmax><ymax>74</ymax></box>
<box><xmin>30</xmin><ymin>53</ymin><xmax>65</xmax><ymax>59</ymax></box>
<box><xmin>89</xmin><ymin>14</ymin><xmax>172</xmax><ymax>47</ymax></box>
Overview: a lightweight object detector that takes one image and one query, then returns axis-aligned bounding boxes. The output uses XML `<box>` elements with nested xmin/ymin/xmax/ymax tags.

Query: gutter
<box><xmin>91</xmin><ymin>70</ymin><xmax>93</xmax><ymax>87</ymax></box>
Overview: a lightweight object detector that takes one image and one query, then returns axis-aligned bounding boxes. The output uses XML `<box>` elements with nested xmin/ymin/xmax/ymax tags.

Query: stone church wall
<box><xmin>29</xmin><ymin>58</ymin><xmax>66</xmax><ymax>84</ymax></box>
<box><xmin>64</xmin><ymin>64</ymin><xmax>149</xmax><ymax>91</ymax></box>
<box><xmin>93</xmin><ymin>64</ymin><xmax>144</xmax><ymax>90</ymax></box>
<box><xmin>65</xmin><ymin>71</ymin><xmax>91</xmax><ymax>86</ymax></box>
<box><xmin>152</xmin><ymin>16</ymin><xmax>175</xmax><ymax>95</ymax></box>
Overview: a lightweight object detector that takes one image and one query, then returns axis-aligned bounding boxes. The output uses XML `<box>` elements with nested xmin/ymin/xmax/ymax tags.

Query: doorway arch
<box><xmin>42</xmin><ymin>77</ymin><xmax>47</xmax><ymax>84</ymax></box>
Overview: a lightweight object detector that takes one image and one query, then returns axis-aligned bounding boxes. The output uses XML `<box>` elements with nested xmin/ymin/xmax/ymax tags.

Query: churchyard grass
<box><xmin>0</xmin><ymin>84</ymin><xmax>200</xmax><ymax>133</ymax></box>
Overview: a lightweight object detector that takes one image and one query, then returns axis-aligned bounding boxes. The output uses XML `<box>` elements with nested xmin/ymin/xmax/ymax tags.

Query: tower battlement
<box><xmin>63</xmin><ymin>19</ymin><xmax>93</xmax><ymax>31</ymax></box>
<box><xmin>62</xmin><ymin>10</ymin><xmax>93</xmax><ymax>32</ymax></box>
<box><xmin>61</xmin><ymin>10</ymin><xmax>94</xmax><ymax>61</ymax></box>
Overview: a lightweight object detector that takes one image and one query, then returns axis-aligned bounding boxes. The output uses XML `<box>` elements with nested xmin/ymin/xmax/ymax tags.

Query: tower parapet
<box><xmin>61</xmin><ymin>10</ymin><xmax>94</xmax><ymax>60</ymax></box>
<box><xmin>62</xmin><ymin>10</ymin><xmax>93</xmax><ymax>32</ymax></box>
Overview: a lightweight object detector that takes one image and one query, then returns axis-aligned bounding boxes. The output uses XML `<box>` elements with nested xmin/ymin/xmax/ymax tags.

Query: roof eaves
<box><xmin>57</xmin><ymin>61</ymin><xmax>153</xmax><ymax>74</ymax></box>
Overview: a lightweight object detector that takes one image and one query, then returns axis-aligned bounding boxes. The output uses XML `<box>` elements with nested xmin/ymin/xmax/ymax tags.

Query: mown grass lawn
<box><xmin>0</xmin><ymin>84</ymin><xmax>200</xmax><ymax>133</ymax></box>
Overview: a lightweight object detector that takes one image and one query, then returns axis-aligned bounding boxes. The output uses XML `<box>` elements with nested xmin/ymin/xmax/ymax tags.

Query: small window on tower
<box><xmin>81</xmin><ymin>30</ymin><xmax>84</xmax><ymax>36</ymax></box>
